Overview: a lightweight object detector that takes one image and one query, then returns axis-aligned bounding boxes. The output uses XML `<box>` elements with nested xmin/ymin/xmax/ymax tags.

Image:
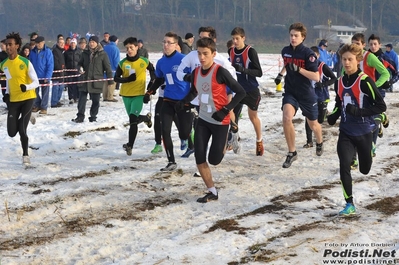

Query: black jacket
<box><xmin>64</xmin><ymin>47</ymin><xmax>82</xmax><ymax>70</ymax></box>
<box><xmin>52</xmin><ymin>45</ymin><xmax>65</xmax><ymax>79</ymax></box>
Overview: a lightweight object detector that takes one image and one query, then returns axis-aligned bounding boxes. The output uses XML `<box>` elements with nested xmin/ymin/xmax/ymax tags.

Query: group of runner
<box><xmin>1</xmin><ymin>23</ymin><xmax>393</xmax><ymax>213</ymax></box>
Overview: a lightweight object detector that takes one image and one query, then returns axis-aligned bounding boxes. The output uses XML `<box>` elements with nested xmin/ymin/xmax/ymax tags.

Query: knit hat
<box><xmin>185</xmin><ymin>33</ymin><xmax>194</xmax><ymax>39</ymax></box>
<box><xmin>70</xmin><ymin>38</ymin><xmax>77</xmax><ymax>44</ymax></box>
<box><xmin>138</xmin><ymin>39</ymin><xmax>143</xmax><ymax>44</ymax></box>
<box><xmin>109</xmin><ymin>35</ymin><xmax>118</xmax><ymax>42</ymax></box>
<box><xmin>89</xmin><ymin>35</ymin><xmax>99</xmax><ymax>44</ymax></box>
<box><xmin>385</xmin><ymin>43</ymin><xmax>393</xmax><ymax>49</ymax></box>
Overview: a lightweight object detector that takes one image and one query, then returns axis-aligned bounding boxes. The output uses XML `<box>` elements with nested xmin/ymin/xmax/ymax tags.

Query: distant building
<box><xmin>313</xmin><ymin>25</ymin><xmax>367</xmax><ymax>44</ymax></box>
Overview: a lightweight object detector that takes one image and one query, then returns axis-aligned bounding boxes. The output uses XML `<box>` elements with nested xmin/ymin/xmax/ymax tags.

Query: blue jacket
<box><xmin>29</xmin><ymin>44</ymin><xmax>54</xmax><ymax>79</ymax></box>
<box><xmin>103</xmin><ymin>42</ymin><xmax>120</xmax><ymax>72</ymax></box>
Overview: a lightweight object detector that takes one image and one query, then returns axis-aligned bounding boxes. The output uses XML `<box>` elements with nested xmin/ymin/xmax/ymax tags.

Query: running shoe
<box><xmin>350</xmin><ymin>159</ymin><xmax>358</xmax><ymax>170</ymax></box>
<box><xmin>382</xmin><ymin>112</ymin><xmax>389</xmax><ymax>128</ymax></box>
<box><xmin>232</xmin><ymin>132</ymin><xmax>241</xmax><ymax>154</ymax></box>
<box><xmin>256</xmin><ymin>140</ymin><xmax>264</xmax><ymax>156</ymax></box>
<box><xmin>197</xmin><ymin>192</ymin><xmax>218</xmax><ymax>203</ymax></box>
<box><xmin>22</xmin><ymin>155</ymin><xmax>31</xmax><ymax>165</ymax></box>
<box><xmin>160</xmin><ymin>162</ymin><xmax>177</xmax><ymax>172</ymax></box>
<box><xmin>282</xmin><ymin>152</ymin><xmax>297</xmax><ymax>168</ymax></box>
<box><xmin>144</xmin><ymin>113</ymin><xmax>152</xmax><ymax>128</ymax></box>
<box><xmin>181</xmin><ymin>148</ymin><xmax>195</xmax><ymax>158</ymax></box>
<box><xmin>339</xmin><ymin>203</ymin><xmax>356</xmax><ymax>216</ymax></box>
<box><xmin>123</xmin><ymin>143</ymin><xmax>132</xmax><ymax>156</ymax></box>
<box><xmin>151</xmin><ymin>144</ymin><xmax>163</xmax><ymax>154</ymax></box>
<box><xmin>303</xmin><ymin>142</ymin><xmax>313</xmax><ymax>148</ymax></box>
<box><xmin>316</xmin><ymin>142</ymin><xmax>323</xmax><ymax>156</ymax></box>
<box><xmin>180</xmin><ymin>140</ymin><xmax>188</xmax><ymax>151</ymax></box>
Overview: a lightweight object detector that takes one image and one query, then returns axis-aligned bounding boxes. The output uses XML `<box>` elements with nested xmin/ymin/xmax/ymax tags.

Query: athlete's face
<box><xmin>351</xmin><ymin>39</ymin><xmax>366</xmax><ymax>49</ymax></box>
<box><xmin>231</xmin><ymin>34</ymin><xmax>245</xmax><ymax>49</ymax></box>
<box><xmin>5</xmin><ymin>38</ymin><xmax>19</xmax><ymax>58</ymax></box>
<box><xmin>197</xmin><ymin>47</ymin><xmax>216</xmax><ymax>69</ymax></box>
<box><xmin>289</xmin><ymin>30</ymin><xmax>305</xmax><ymax>47</ymax></box>
<box><xmin>341</xmin><ymin>51</ymin><xmax>359</xmax><ymax>75</ymax></box>
<box><xmin>162</xmin><ymin>36</ymin><xmax>177</xmax><ymax>56</ymax></box>
<box><xmin>368</xmin><ymin>39</ymin><xmax>380</xmax><ymax>53</ymax></box>
<box><xmin>125</xmin><ymin>43</ymin><xmax>138</xmax><ymax>57</ymax></box>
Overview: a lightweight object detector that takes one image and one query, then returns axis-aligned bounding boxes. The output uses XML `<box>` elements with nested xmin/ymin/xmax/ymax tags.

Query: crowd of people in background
<box><xmin>1</xmin><ymin>25</ymin><xmax>398</xmax><ymax>211</ymax></box>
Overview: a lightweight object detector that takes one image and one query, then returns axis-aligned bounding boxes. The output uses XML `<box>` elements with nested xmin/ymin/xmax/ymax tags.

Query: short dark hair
<box><xmin>164</xmin><ymin>31</ymin><xmax>178</xmax><ymax>42</ymax></box>
<box><xmin>6</xmin><ymin>32</ymin><xmax>22</xmax><ymax>52</ymax></box>
<box><xmin>198</xmin><ymin>26</ymin><xmax>217</xmax><ymax>40</ymax></box>
<box><xmin>123</xmin><ymin>37</ymin><xmax>138</xmax><ymax>46</ymax></box>
<box><xmin>352</xmin><ymin>33</ymin><xmax>365</xmax><ymax>44</ymax></box>
<box><xmin>231</xmin><ymin>27</ymin><xmax>245</xmax><ymax>37</ymax></box>
<box><xmin>196</xmin><ymin>37</ymin><xmax>216</xmax><ymax>53</ymax></box>
<box><xmin>368</xmin><ymin>33</ymin><xmax>381</xmax><ymax>44</ymax></box>
<box><xmin>310</xmin><ymin>46</ymin><xmax>319</xmax><ymax>55</ymax></box>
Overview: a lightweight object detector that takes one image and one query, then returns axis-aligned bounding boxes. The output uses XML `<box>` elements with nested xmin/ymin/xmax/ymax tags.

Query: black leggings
<box><xmin>154</xmin><ymin>97</ymin><xmax>180</xmax><ymax>145</ymax></box>
<box><xmin>7</xmin><ymin>98</ymin><xmax>35</xmax><ymax>156</ymax></box>
<box><xmin>337</xmin><ymin>131</ymin><xmax>373</xmax><ymax>204</ymax></box>
<box><xmin>305</xmin><ymin>101</ymin><xmax>328</xmax><ymax>142</ymax></box>
<box><xmin>194</xmin><ymin>118</ymin><xmax>229</xmax><ymax>165</ymax></box>
<box><xmin>161</xmin><ymin>100</ymin><xmax>193</xmax><ymax>163</ymax></box>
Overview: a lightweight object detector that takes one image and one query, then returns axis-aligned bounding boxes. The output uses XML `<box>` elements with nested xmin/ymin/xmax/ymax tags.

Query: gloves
<box><xmin>314</xmin><ymin>82</ymin><xmax>323</xmax><ymax>89</ymax></box>
<box><xmin>2</xmin><ymin>93</ymin><xmax>9</xmax><ymax>104</ymax></box>
<box><xmin>127</xmin><ymin>73</ymin><xmax>136</xmax><ymax>82</ymax></box>
<box><xmin>183</xmin><ymin>73</ymin><xmax>192</xmax><ymax>82</ymax></box>
<box><xmin>327</xmin><ymin>107</ymin><xmax>341</xmax><ymax>125</ymax></box>
<box><xmin>274</xmin><ymin>73</ymin><xmax>283</xmax><ymax>85</ymax></box>
<box><xmin>212</xmin><ymin>106</ymin><xmax>230</xmax><ymax>122</ymax></box>
<box><xmin>233</xmin><ymin>64</ymin><xmax>246</xmax><ymax>73</ymax></box>
<box><xmin>143</xmin><ymin>93</ymin><xmax>151</xmax><ymax>104</ymax></box>
<box><xmin>174</xmin><ymin>101</ymin><xmax>185</xmax><ymax>112</ymax></box>
<box><xmin>345</xmin><ymin>104</ymin><xmax>362</xmax><ymax>117</ymax></box>
<box><xmin>286</xmin><ymin>63</ymin><xmax>300</xmax><ymax>72</ymax></box>
<box><xmin>20</xmin><ymin>84</ymin><xmax>27</xmax><ymax>92</ymax></box>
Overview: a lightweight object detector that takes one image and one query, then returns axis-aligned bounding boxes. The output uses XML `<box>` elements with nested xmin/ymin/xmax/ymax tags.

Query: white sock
<box><xmin>208</xmin><ymin>187</ymin><xmax>217</xmax><ymax>195</ymax></box>
<box><xmin>257</xmin><ymin>138</ymin><xmax>262</xmax><ymax>142</ymax></box>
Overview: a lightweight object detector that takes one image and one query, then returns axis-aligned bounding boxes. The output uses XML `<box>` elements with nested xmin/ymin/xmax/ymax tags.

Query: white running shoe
<box><xmin>231</xmin><ymin>132</ymin><xmax>241</xmax><ymax>154</ymax></box>
<box><xmin>22</xmin><ymin>155</ymin><xmax>31</xmax><ymax>165</ymax></box>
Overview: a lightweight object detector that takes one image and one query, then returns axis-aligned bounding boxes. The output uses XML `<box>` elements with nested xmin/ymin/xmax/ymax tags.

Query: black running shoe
<box><xmin>303</xmin><ymin>142</ymin><xmax>313</xmax><ymax>148</ymax></box>
<box><xmin>123</xmin><ymin>143</ymin><xmax>132</xmax><ymax>156</ymax></box>
<box><xmin>378</xmin><ymin>124</ymin><xmax>383</xmax><ymax>138</ymax></box>
<box><xmin>197</xmin><ymin>192</ymin><xmax>218</xmax><ymax>203</ymax></box>
<box><xmin>316</xmin><ymin>142</ymin><xmax>323</xmax><ymax>156</ymax></box>
<box><xmin>230</xmin><ymin>120</ymin><xmax>238</xmax><ymax>133</ymax></box>
<box><xmin>282</xmin><ymin>152</ymin><xmax>297</xmax><ymax>168</ymax></box>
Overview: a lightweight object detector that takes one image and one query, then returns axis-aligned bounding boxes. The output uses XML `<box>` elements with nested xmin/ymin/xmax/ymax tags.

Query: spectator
<box><xmin>181</xmin><ymin>32</ymin><xmax>194</xmax><ymax>54</ymax></box>
<box><xmin>50</xmin><ymin>37</ymin><xmax>66</xmax><ymax>108</ymax></box>
<box><xmin>137</xmin><ymin>39</ymin><xmax>149</xmax><ymax>58</ymax></box>
<box><xmin>29</xmin><ymin>36</ymin><xmax>54</xmax><ymax>115</ymax></box>
<box><xmin>318</xmin><ymin>39</ymin><xmax>330</xmax><ymax>64</ymax></box>
<box><xmin>103</xmin><ymin>35</ymin><xmax>120</xmax><ymax>102</ymax></box>
<box><xmin>100</xmin><ymin>32</ymin><xmax>110</xmax><ymax>47</ymax></box>
<box><xmin>64</xmin><ymin>38</ymin><xmax>82</xmax><ymax>104</ymax></box>
<box><xmin>71</xmin><ymin>35</ymin><xmax>114</xmax><ymax>123</ymax></box>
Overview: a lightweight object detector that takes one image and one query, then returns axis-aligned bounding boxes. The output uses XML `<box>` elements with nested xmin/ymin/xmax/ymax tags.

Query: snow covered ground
<box><xmin>0</xmin><ymin>53</ymin><xmax>398</xmax><ymax>265</ymax></box>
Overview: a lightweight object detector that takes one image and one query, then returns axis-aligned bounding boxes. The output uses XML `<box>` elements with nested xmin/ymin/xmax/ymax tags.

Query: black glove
<box><xmin>345</xmin><ymin>104</ymin><xmax>362</xmax><ymax>117</ymax></box>
<box><xmin>327</xmin><ymin>112</ymin><xmax>340</xmax><ymax>125</ymax></box>
<box><xmin>127</xmin><ymin>73</ymin><xmax>136</xmax><ymax>82</ymax></box>
<box><xmin>286</xmin><ymin>63</ymin><xmax>300</xmax><ymax>72</ymax></box>
<box><xmin>212</xmin><ymin>106</ymin><xmax>230</xmax><ymax>122</ymax></box>
<box><xmin>233</xmin><ymin>64</ymin><xmax>246</xmax><ymax>73</ymax></box>
<box><xmin>143</xmin><ymin>93</ymin><xmax>151</xmax><ymax>104</ymax></box>
<box><xmin>174</xmin><ymin>101</ymin><xmax>185</xmax><ymax>112</ymax></box>
<box><xmin>274</xmin><ymin>73</ymin><xmax>283</xmax><ymax>85</ymax></box>
<box><xmin>314</xmin><ymin>82</ymin><xmax>323</xmax><ymax>89</ymax></box>
<box><xmin>2</xmin><ymin>93</ymin><xmax>9</xmax><ymax>104</ymax></box>
<box><xmin>183</xmin><ymin>73</ymin><xmax>192</xmax><ymax>82</ymax></box>
<box><xmin>20</xmin><ymin>84</ymin><xmax>27</xmax><ymax>92</ymax></box>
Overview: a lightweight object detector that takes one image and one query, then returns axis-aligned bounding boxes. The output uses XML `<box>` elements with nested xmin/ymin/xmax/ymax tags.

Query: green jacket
<box><xmin>77</xmin><ymin>45</ymin><xmax>114</xmax><ymax>93</ymax></box>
